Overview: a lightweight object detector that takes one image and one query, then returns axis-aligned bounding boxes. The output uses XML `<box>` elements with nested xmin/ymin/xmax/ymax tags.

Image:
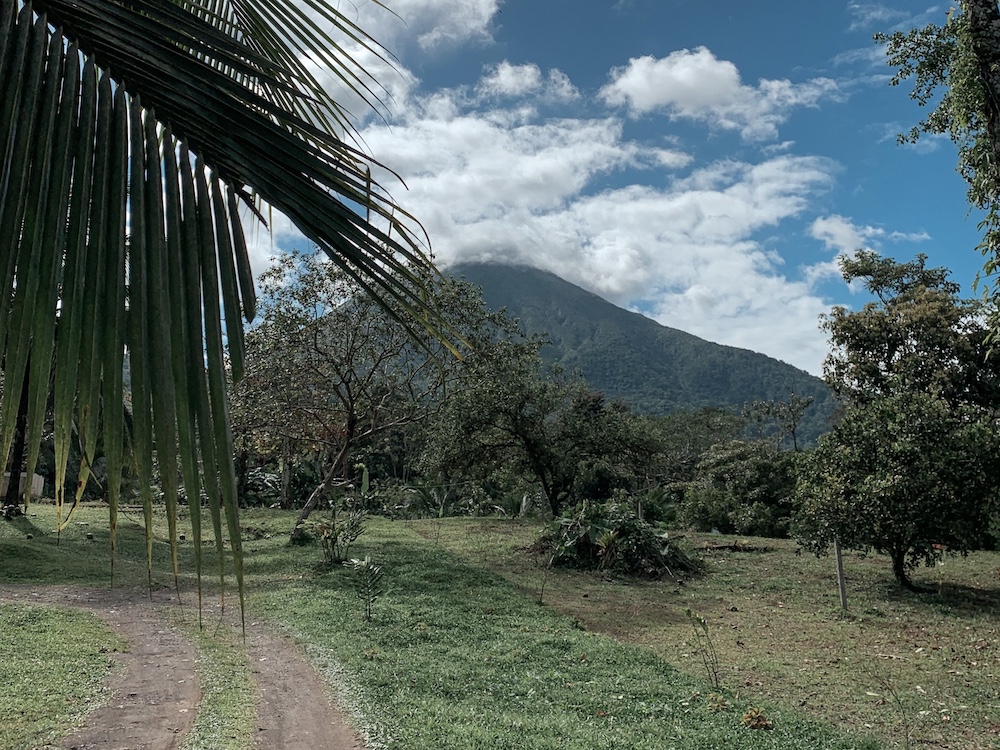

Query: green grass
<box><xmin>0</xmin><ymin>603</ymin><xmax>126</xmax><ymax>749</ymax></box>
<box><xmin>172</xmin><ymin>611</ymin><xmax>257</xmax><ymax>750</ymax></box>
<box><xmin>0</xmin><ymin>503</ymin><xmax>256</xmax><ymax>750</ymax></box>
<box><xmin>8</xmin><ymin>504</ymin><xmax>999</xmax><ymax>749</ymax></box>
<box><xmin>419</xmin><ymin>518</ymin><xmax>1000</xmax><ymax>750</ymax></box>
<box><xmin>244</xmin><ymin>516</ymin><xmax>883</xmax><ymax>749</ymax></box>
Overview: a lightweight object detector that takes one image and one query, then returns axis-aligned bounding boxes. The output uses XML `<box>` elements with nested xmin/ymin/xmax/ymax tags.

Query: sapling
<box><xmin>686</xmin><ymin>609</ymin><xmax>722</xmax><ymax>689</ymax></box>
<box><xmin>347</xmin><ymin>556</ymin><xmax>384</xmax><ymax>622</ymax></box>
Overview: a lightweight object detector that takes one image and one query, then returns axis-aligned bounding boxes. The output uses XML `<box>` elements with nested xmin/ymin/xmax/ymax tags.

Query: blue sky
<box><xmin>262</xmin><ymin>1</ymin><xmax>979</xmax><ymax>376</ymax></box>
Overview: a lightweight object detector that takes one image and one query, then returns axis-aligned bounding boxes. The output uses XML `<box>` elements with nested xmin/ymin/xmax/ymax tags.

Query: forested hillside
<box><xmin>450</xmin><ymin>262</ymin><xmax>835</xmax><ymax>443</ymax></box>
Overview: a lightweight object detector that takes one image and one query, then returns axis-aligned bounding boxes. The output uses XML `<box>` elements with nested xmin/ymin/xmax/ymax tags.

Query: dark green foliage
<box><xmin>653</xmin><ymin>407</ymin><xmax>746</xmax><ymax>485</ymax></box>
<box><xmin>451</xmin><ymin>262</ymin><xmax>834</xmax><ymax>444</ymax></box>
<box><xmin>537</xmin><ymin>502</ymin><xmax>702</xmax><ymax>578</ymax></box>
<box><xmin>633</xmin><ymin>486</ymin><xmax>679</xmax><ymax>526</ymax></box>
<box><xmin>422</xmin><ymin>340</ymin><xmax>661</xmax><ymax>517</ymax></box>
<box><xmin>310</xmin><ymin>503</ymin><xmax>367</xmax><ymax>564</ymax></box>
<box><xmin>796</xmin><ymin>253</ymin><xmax>1000</xmax><ymax>589</ymax></box>
<box><xmin>820</xmin><ymin>251</ymin><xmax>995</xmax><ymax>407</ymax></box>
<box><xmin>794</xmin><ymin>392</ymin><xmax>1000</xmax><ymax>590</ymax></box>
<box><xmin>238</xmin><ymin>466</ymin><xmax>282</xmax><ymax>507</ymax></box>
<box><xmin>679</xmin><ymin>440</ymin><xmax>799</xmax><ymax>538</ymax></box>
<box><xmin>876</xmin><ymin>4</ymin><xmax>1000</xmax><ymax>322</ymax></box>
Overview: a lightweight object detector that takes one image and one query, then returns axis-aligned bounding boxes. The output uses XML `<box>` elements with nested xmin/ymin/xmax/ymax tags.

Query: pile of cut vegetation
<box><xmin>535</xmin><ymin>502</ymin><xmax>703</xmax><ymax>578</ymax></box>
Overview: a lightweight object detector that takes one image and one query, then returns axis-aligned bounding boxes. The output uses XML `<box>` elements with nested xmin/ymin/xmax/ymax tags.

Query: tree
<box><xmin>820</xmin><ymin>250</ymin><xmax>998</xmax><ymax>411</ymax></box>
<box><xmin>679</xmin><ymin>438</ymin><xmax>799</xmax><ymax>538</ymax></box>
<box><xmin>795</xmin><ymin>253</ymin><xmax>1000</xmax><ymax>589</ymax></box>
<box><xmin>422</xmin><ymin>342</ymin><xmax>660</xmax><ymax>517</ymax></box>
<box><xmin>795</xmin><ymin>392</ymin><xmax>1000</xmax><ymax>590</ymax></box>
<box><xmin>654</xmin><ymin>407</ymin><xmax>746</xmax><ymax>485</ymax></box>
<box><xmin>228</xmin><ymin>251</ymin><xmax>498</xmax><ymax>539</ymax></box>
<box><xmin>673</xmin><ymin>396</ymin><xmax>811</xmax><ymax>538</ymax></box>
<box><xmin>1</xmin><ymin>2</ymin><xmax>446</xmax><ymax>600</ymax></box>
<box><xmin>877</xmin><ymin>2</ymin><xmax>1000</xmax><ymax>324</ymax></box>
<box><xmin>743</xmin><ymin>394</ymin><xmax>815</xmax><ymax>451</ymax></box>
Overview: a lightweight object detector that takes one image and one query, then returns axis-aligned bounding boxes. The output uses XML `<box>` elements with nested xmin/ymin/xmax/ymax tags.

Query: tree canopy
<box><xmin>796</xmin><ymin>253</ymin><xmax>1000</xmax><ymax>589</ymax></box>
<box><xmin>820</xmin><ymin>250</ymin><xmax>999</xmax><ymax>409</ymax></box>
<box><xmin>229</xmin><ymin>250</ymin><xmax>506</xmax><ymax>537</ymax></box>
<box><xmin>421</xmin><ymin>346</ymin><xmax>661</xmax><ymax>517</ymax></box>
<box><xmin>877</xmin><ymin>1</ymin><xmax>1000</xmax><ymax>324</ymax></box>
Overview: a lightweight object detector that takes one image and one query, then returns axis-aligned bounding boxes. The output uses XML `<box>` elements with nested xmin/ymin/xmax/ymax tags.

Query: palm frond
<box><xmin>0</xmin><ymin>0</ymin><xmax>446</xmax><ymax>620</ymax></box>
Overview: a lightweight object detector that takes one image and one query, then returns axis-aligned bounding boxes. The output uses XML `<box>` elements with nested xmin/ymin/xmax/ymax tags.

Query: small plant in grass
<box><xmin>706</xmin><ymin>692</ymin><xmax>729</xmax><ymax>711</ymax></box>
<box><xmin>310</xmin><ymin>501</ymin><xmax>366</xmax><ymax>564</ymax></box>
<box><xmin>346</xmin><ymin>555</ymin><xmax>384</xmax><ymax>622</ymax></box>
<box><xmin>863</xmin><ymin>658</ymin><xmax>916</xmax><ymax>750</ymax></box>
<box><xmin>686</xmin><ymin>609</ymin><xmax>722</xmax><ymax>689</ymax></box>
<box><xmin>536</xmin><ymin>502</ymin><xmax>703</xmax><ymax>579</ymax></box>
<box><xmin>537</xmin><ymin>551</ymin><xmax>557</xmax><ymax>605</ymax></box>
<box><xmin>741</xmin><ymin>707</ymin><xmax>774</xmax><ymax>730</ymax></box>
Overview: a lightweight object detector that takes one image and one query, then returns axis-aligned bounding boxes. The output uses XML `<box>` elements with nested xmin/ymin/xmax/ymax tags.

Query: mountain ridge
<box><xmin>448</xmin><ymin>261</ymin><xmax>834</xmax><ymax>441</ymax></box>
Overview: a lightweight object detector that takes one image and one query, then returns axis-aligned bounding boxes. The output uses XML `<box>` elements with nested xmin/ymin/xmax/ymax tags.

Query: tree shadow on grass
<box><xmin>881</xmin><ymin>579</ymin><xmax>1000</xmax><ymax>617</ymax></box>
<box><xmin>4</xmin><ymin>514</ymin><xmax>47</xmax><ymax>537</ymax></box>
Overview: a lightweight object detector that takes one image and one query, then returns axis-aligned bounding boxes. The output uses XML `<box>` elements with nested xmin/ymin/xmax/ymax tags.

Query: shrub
<box><xmin>678</xmin><ymin>440</ymin><xmax>798</xmax><ymax>538</ymax></box>
<box><xmin>309</xmin><ymin>502</ymin><xmax>366</xmax><ymax>564</ymax></box>
<box><xmin>634</xmin><ymin>486</ymin><xmax>680</xmax><ymax>527</ymax></box>
<box><xmin>537</xmin><ymin>502</ymin><xmax>702</xmax><ymax>579</ymax></box>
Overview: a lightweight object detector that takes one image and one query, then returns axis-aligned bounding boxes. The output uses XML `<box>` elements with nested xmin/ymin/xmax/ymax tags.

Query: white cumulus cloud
<box><xmin>477</xmin><ymin>61</ymin><xmax>581</xmax><ymax>103</ymax></box>
<box><xmin>806</xmin><ymin>214</ymin><xmax>932</xmax><ymax>287</ymax></box>
<box><xmin>359</xmin><ymin>76</ymin><xmax>839</xmax><ymax>372</ymax></box>
<box><xmin>599</xmin><ymin>47</ymin><xmax>839</xmax><ymax>141</ymax></box>
<box><xmin>343</xmin><ymin>0</ymin><xmax>502</xmax><ymax>51</ymax></box>
<box><xmin>811</xmin><ymin>214</ymin><xmax>930</xmax><ymax>255</ymax></box>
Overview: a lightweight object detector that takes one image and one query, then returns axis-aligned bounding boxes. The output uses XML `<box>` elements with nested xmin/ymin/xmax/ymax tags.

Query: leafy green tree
<box><xmin>679</xmin><ymin>439</ymin><xmax>799</xmax><ymax>538</ymax></box>
<box><xmin>631</xmin><ymin>407</ymin><xmax>746</xmax><ymax>525</ymax></box>
<box><xmin>795</xmin><ymin>253</ymin><xmax>1000</xmax><ymax>589</ymax></box>
<box><xmin>743</xmin><ymin>394</ymin><xmax>816</xmax><ymax>451</ymax></box>
<box><xmin>653</xmin><ymin>407</ymin><xmax>746</xmax><ymax>485</ymax></box>
<box><xmin>422</xmin><ymin>343</ymin><xmax>659</xmax><ymax>517</ymax></box>
<box><xmin>820</xmin><ymin>250</ymin><xmax>1000</xmax><ymax>411</ymax></box>
<box><xmin>665</xmin><ymin>395</ymin><xmax>813</xmax><ymax>537</ymax></box>
<box><xmin>1</xmin><ymin>2</ymin><xmax>444</xmax><ymax>598</ymax></box>
<box><xmin>795</xmin><ymin>392</ymin><xmax>1000</xmax><ymax>590</ymax></box>
<box><xmin>877</xmin><ymin>2</ymin><xmax>1000</xmax><ymax>324</ymax></box>
<box><xmin>229</xmin><ymin>251</ymin><xmax>503</xmax><ymax>538</ymax></box>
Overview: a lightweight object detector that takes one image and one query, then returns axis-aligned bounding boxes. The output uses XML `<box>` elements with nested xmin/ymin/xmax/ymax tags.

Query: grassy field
<box><xmin>417</xmin><ymin>518</ymin><xmax>1000</xmax><ymax>750</ymax></box>
<box><xmin>1</xmin><ymin>503</ymin><xmax>998</xmax><ymax>748</ymax></box>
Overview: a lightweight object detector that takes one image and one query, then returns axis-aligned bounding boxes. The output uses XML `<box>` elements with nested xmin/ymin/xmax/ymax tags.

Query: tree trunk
<box><xmin>289</xmin><ymin>442</ymin><xmax>349</xmax><ymax>543</ymax></box>
<box><xmin>3</xmin><ymin>367</ymin><xmax>31</xmax><ymax>511</ymax></box>
<box><xmin>280</xmin><ymin>438</ymin><xmax>292</xmax><ymax>509</ymax></box>
<box><xmin>891</xmin><ymin>549</ymin><xmax>927</xmax><ymax>593</ymax></box>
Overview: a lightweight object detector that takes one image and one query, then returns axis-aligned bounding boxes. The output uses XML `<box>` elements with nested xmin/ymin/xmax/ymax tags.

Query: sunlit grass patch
<box><xmin>171</xmin><ymin>610</ymin><xmax>257</xmax><ymax>750</ymax></box>
<box><xmin>427</xmin><ymin>518</ymin><xmax>1000</xmax><ymax>750</ymax></box>
<box><xmin>0</xmin><ymin>603</ymin><xmax>125</xmax><ymax>749</ymax></box>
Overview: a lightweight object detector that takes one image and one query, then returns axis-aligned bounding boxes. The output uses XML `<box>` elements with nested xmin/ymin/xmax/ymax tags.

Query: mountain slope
<box><xmin>450</xmin><ymin>262</ymin><xmax>834</xmax><ymax>441</ymax></box>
